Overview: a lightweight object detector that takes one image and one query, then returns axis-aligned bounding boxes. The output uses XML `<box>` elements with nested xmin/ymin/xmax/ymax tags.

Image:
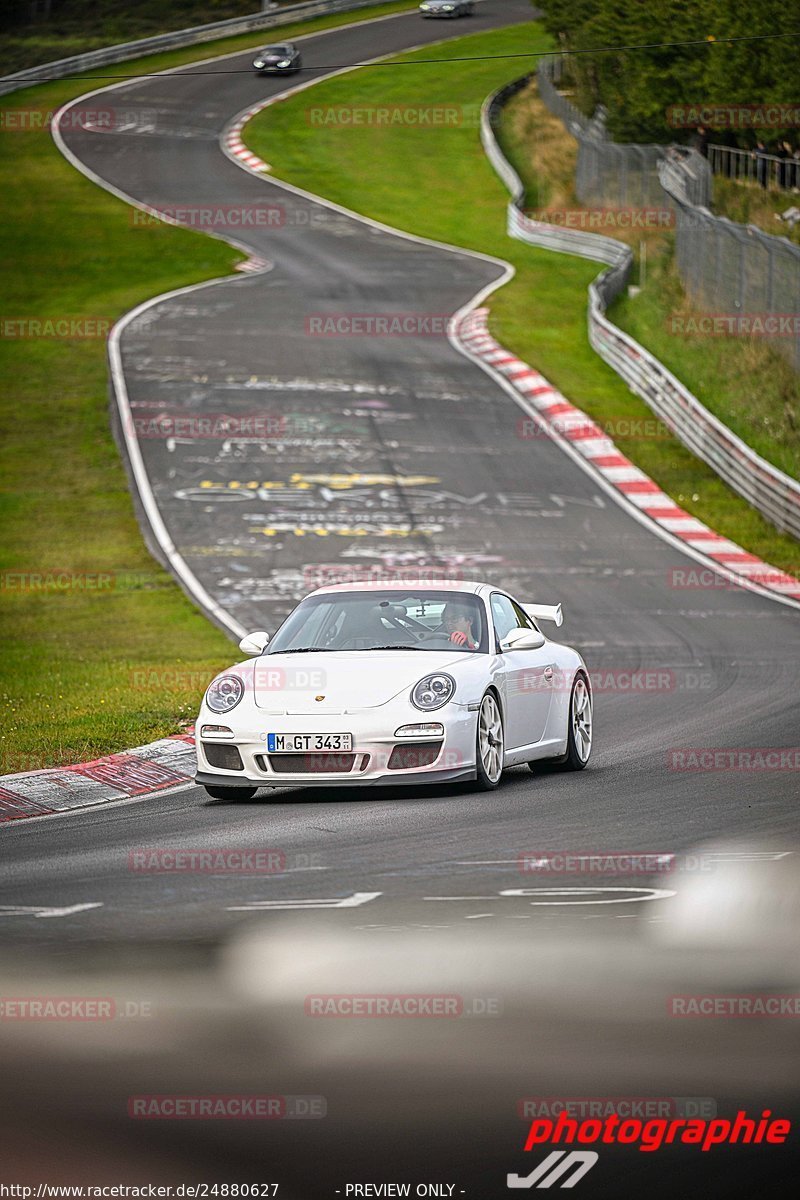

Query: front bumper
<box><xmin>196</xmin><ymin>703</ymin><xmax>477</xmax><ymax>789</ymax></box>
<box><xmin>196</xmin><ymin>765</ymin><xmax>475</xmax><ymax>790</ymax></box>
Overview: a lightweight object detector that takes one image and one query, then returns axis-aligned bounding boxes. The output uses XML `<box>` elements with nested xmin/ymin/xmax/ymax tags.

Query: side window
<box><xmin>490</xmin><ymin>594</ymin><xmax>519</xmax><ymax>645</ymax></box>
<box><xmin>511</xmin><ymin>599</ymin><xmax>537</xmax><ymax>632</ymax></box>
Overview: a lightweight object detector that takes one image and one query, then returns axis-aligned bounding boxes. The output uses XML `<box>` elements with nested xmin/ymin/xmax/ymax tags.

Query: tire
<box><xmin>534</xmin><ymin>671</ymin><xmax>592</xmax><ymax>771</ymax></box>
<box><xmin>475</xmin><ymin>691</ymin><xmax>505</xmax><ymax>790</ymax></box>
<box><xmin>204</xmin><ymin>785</ymin><xmax>258</xmax><ymax>801</ymax></box>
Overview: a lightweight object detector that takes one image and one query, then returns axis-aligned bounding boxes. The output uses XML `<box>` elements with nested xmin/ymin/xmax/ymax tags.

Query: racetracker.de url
<box><xmin>0</xmin><ymin>1188</ymin><xmax>279</xmax><ymax>1198</ymax></box>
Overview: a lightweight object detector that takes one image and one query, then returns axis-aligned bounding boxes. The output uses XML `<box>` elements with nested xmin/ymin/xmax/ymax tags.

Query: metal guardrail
<box><xmin>0</xmin><ymin>0</ymin><xmax>397</xmax><ymax>97</ymax></box>
<box><xmin>480</xmin><ymin>80</ymin><xmax>800</xmax><ymax>541</ymax></box>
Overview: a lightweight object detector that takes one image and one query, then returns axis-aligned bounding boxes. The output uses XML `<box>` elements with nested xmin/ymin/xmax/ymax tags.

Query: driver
<box><xmin>441</xmin><ymin>601</ymin><xmax>479</xmax><ymax>650</ymax></box>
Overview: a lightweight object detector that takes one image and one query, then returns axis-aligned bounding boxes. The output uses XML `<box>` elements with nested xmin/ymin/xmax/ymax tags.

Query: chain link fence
<box><xmin>537</xmin><ymin>58</ymin><xmax>800</xmax><ymax>372</ymax></box>
<box><xmin>537</xmin><ymin>58</ymin><xmax>712</xmax><ymax>209</ymax></box>
<box><xmin>659</xmin><ymin>161</ymin><xmax>800</xmax><ymax>372</ymax></box>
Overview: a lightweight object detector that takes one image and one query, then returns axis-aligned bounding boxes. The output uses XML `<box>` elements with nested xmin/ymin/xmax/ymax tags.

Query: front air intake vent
<box><xmin>203</xmin><ymin>743</ymin><xmax>244</xmax><ymax>771</ymax></box>
<box><xmin>268</xmin><ymin>753</ymin><xmax>356</xmax><ymax>774</ymax></box>
<box><xmin>387</xmin><ymin>742</ymin><xmax>442</xmax><ymax>770</ymax></box>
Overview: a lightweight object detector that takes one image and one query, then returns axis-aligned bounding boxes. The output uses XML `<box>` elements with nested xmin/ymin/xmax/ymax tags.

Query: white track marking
<box><xmin>424</xmin><ymin>888</ymin><xmax>675</xmax><ymax>905</ymax></box>
<box><xmin>226</xmin><ymin>890</ymin><xmax>381</xmax><ymax>910</ymax></box>
<box><xmin>499</xmin><ymin>887</ymin><xmax>675</xmax><ymax>905</ymax></box>
<box><xmin>0</xmin><ymin>903</ymin><xmax>104</xmax><ymax>918</ymax></box>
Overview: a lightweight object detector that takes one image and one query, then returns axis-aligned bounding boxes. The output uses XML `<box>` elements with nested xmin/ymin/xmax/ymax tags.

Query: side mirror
<box><xmin>238</xmin><ymin>631</ymin><xmax>270</xmax><ymax>656</ymax></box>
<box><xmin>500</xmin><ymin>626</ymin><xmax>546</xmax><ymax>652</ymax></box>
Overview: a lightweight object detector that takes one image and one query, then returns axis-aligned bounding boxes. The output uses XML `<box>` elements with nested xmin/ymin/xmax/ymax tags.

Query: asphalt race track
<box><xmin>2</xmin><ymin>2</ymin><xmax>800</xmax><ymax>1195</ymax></box>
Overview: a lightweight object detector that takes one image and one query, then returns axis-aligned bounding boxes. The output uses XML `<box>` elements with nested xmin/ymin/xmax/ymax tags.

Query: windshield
<box><xmin>267</xmin><ymin>590</ymin><xmax>488</xmax><ymax>654</ymax></box>
<box><xmin>265</xmin><ymin>45</ymin><xmax>290</xmax><ymax>54</ymax></box>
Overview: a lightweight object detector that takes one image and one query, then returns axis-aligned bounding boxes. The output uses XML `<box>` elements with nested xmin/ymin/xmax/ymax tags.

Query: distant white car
<box><xmin>419</xmin><ymin>0</ymin><xmax>474</xmax><ymax>16</ymax></box>
<box><xmin>195</xmin><ymin>580</ymin><xmax>592</xmax><ymax>799</ymax></box>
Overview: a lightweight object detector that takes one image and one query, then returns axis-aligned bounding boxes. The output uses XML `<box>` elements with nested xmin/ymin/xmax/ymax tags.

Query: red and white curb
<box><xmin>224</xmin><ymin>105</ymin><xmax>271</xmax><ymax>173</ymax></box>
<box><xmin>457</xmin><ymin>308</ymin><xmax>800</xmax><ymax>603</ymax></box>
<box><xmin>0</xmin><ymin>733</ymin><xmax>195</xmax><ymax>823</ymax></box>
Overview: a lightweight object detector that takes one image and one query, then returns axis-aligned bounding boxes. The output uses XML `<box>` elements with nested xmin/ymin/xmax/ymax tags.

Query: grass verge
<box><xmin>245</xmin><ymin>27</ymin><xmax>800</xmax><ymax>582</ymax></box>
<box><xmin>1</xmin><ymin>3</ymin><xmax>302</xmax><ymax>74</ymax></box>
<box><xmin>0</xmin><ymin>1</ymin><xmax>417</xmax><ymax>775</ymax></box>
<box><xmin>711</xmin><ymin>176</ymin><xmax>800</xmax><ymax>247</ymax></box>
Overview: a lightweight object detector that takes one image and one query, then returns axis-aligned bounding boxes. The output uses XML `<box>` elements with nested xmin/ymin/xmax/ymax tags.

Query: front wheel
<box><xmin>536</xmin><ymin>672</ymin><xmax>592</xmax><ymax>771</ymax></box>
<box><xmin>204</xmin><ymin>785</ymin><xmax>258</xmax><ymax>801</ymax></box>
<box><xmin>475</xmin><ymin>692</ymin><xmax>504</xmax><ymax>790</ymax></box>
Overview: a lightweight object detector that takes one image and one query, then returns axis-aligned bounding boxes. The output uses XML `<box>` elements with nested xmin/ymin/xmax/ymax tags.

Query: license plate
<box><xmin>267</xmin><ymin>732</ymin><xmax>353</xmax><ymax>753</ymax></box>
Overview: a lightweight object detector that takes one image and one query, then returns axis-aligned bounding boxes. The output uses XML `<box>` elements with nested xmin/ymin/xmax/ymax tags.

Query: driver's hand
<box><xmin>449</xmin><ymin>630</ymin><xmax>467</xmax><ymax>646</ymax></box>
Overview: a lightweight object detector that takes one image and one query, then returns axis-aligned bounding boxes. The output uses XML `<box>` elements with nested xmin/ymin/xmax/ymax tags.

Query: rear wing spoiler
<box><xmin>522</xmin><ymin>603</ymin><xmax>563</xmax><ymax>628</ymax></box>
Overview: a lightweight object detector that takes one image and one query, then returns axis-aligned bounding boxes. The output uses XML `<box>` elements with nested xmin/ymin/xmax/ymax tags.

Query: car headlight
<box><xmin>205</xmin><ymin>674</ymin><xmax>245</xmax><ymax>714</ymax></box>
<box><xmin>277</xmin><ymin>59</ymin><xmax>291</xmax><ymax>67</ymax></box>
<box><xmin>411</xmin><ymin>673</ymin><xmax>455</xmax><ymax>711</ymax></box>
<box><xmin>253</xmin><ymin>60</ymin><xmax>265</xmax><ymax>68</ymax></box>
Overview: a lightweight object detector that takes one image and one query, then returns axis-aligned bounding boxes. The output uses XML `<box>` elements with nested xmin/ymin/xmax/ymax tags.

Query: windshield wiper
<box><xmin>268</xmin><ymin>647</ymin><xmax>328</xmax><ymax>654</ymax></box>
<box><xmin>350</xmin><ymin>645</ymin><xmax>428</xmax><ymax>651</ymax></box>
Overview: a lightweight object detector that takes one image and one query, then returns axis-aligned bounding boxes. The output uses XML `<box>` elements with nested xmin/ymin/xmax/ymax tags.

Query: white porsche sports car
<box><xmin>195</xmin><ymin>581</ymin><xmax>592</xmax><ymax>799</ymax></box>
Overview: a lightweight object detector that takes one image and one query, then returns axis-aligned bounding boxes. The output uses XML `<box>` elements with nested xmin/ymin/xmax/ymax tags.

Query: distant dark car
<box><xmin>252</xmin><ymin>43</ymin><xmax>302</xmax><ymax>75</ymax></box>
<box><xmin>419</xmin><ymin>0</ymin><xmax>473</xmax><ymax>16</ymax></box>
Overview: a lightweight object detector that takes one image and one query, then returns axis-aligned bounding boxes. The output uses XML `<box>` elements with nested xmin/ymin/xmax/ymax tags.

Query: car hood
<box><xmin>247</xmin><ymin>650</ymin><xmax>468</xmax><ymax>713</ymax></box>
